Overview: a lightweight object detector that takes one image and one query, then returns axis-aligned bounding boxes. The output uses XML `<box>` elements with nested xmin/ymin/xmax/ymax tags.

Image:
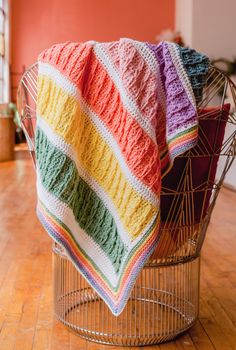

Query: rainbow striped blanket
<box><xmin>36</xmin><ymin>39</ymin><xmax>209</xmax><ymax>315</ymax></box>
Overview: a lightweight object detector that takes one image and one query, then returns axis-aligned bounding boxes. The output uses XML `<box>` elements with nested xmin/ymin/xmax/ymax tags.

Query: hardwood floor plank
<box><xmin>31</xmin><ymin>285</ymin><xmax>53</xmax><ymax>350</ymax></box>
<box><xmin>188</xmin><ymin>320</ymin><xmax>215</xmax><ymax>350</ymax></box>
<box><xmin>0</xmin><ymin>264</ymin><xmax>21</xmax><ymax>350</ymax></box>
<box><xmin>12</xmin><ymin>254</ymin><xmax>51</xmax><ymax>350</ymax></box>
<box><xmin>210</xmin><ymin>287</ymin><xmax>236</xmax><ymax>326</ymax></box>
<box><xmin>174</xmin><ymin>333</ymin><xmax>197</xmax><ymax>349</ymax></box>
<box><xmin>12</xmin><ymin>285</ymin><xmax>42</xmax><ymax>350</ymax></box>
<box><xmin>159</xmin><ymin>341</ymin><xmax>178</xmax><ymax>349</ymax></box>
<box><xmin>200</xmin><ymin>286</ymin><xmax>236</xmax><ymax>349</ymax></box>
<box><xmin>50</xmin><ymin>321</ymin><xmax>70</xmax><ymax>350</ymax></box>
<box><xmin>86</xmin><ymin>341</ymin><xmax>127</xmax><ymax>350</ymax></box>
<box><xmin>69</xmin><ymin>331</ymin><xmax>87</xmax><ymax>350</ymax></box>
<box><xmin>199</xmin><ymin>295</ymin><xmax>233</xmax><ymax>350</ymax></box>
<box><xmin>0</xmin><ymin>321</ymin><xmax>19</xmax><ymax>350</ymax></box>
<box><xmin>0</xmin><ymin>262</ymin><xmax>19</xmax><ymax>330</ymax></box>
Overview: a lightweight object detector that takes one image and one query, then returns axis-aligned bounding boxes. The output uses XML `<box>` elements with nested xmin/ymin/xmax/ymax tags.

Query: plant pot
<box><xmin>0</xmin><ymin>104</ymin><xmax>15</xmax><ymax>162</ymax></box>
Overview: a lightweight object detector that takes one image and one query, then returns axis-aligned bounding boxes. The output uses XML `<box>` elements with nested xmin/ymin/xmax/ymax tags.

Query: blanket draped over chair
<box><xmin>35</xmin><ymin>39</ymin><xmax>209</xmax><ymax>315</ymax></box>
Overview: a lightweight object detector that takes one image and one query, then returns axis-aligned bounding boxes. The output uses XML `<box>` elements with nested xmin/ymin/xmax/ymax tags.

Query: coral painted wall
<box><xmin>11</xmin><ymin>0</ymin><xmax>175</xmax><ymax>71</ymax></box>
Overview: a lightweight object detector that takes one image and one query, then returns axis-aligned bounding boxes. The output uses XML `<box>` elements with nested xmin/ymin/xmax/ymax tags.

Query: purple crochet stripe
<box><xmin>146</xmin><ymin>41</ymin><xmax>197</xmax><ymax>138</ymax></box>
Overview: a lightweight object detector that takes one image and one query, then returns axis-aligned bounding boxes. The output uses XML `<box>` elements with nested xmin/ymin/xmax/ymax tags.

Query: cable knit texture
<box><xmin>35</xmin><ymin>39</ymin><xmax>209</xmax><ymax>315</ymax></box>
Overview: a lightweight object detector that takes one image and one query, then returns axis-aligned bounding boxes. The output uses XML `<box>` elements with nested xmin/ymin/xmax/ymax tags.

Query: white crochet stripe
<box><xmin>38</xmin><ymin>62</ymin><xmax>79</xmax><ymax>100</ymax></box>
<box><xmin>167</xmin><ymin>43</ymin><xmax>196</xmax><ymax>109</ymax></box>
<box><xmin>37</xmin><ymin>115</ymin><xmax>132</xmax><ymax>247</ymax></box>
<box><xmin>36</xmin><ymin>173</ymin><xmax>120</xmax><ymax>286</ymax></box>
<box><xmin>38</xmin><ymin>62</ymin><xmax>158</xmax><ymax>206</ymax></box>
<box><xmin>92</xmin><ymin>44</ymin><xmax>157</xmax><ymax>143</ymax></box>
<box><xmin>138</xmin><ymin>41</ymin><xmax>167</xmax><ymax>114</ymax></box>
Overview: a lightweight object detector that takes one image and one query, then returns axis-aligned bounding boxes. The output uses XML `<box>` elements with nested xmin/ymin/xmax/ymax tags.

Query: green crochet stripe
<box><xmin>177</xmin><ymin>45</ymin><xmax>210</xmax><ymax>103</ymax></box>
<box><xmin>35</xmin><ymin>127</ymin><xmax>127</xmax><ymax>272</ymax></box>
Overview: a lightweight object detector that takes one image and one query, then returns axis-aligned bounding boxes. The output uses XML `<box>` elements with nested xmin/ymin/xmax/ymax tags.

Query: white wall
<box><xmin>175</xmin><ymin>0</ymin><xmax>236</xmax><ymax>189</ymax></box>
<box><xmin>191</xmin><ymin>0</ymin><xmax>236</xmax><ymax>60</ymax></box>
<box><xmin>175</xmin><ymin>0</ymin><xmax>236</xmax><ymax>59</ymax></box>
<box><xmin>175</xmin><ymin>0</ymin><xmax>193</xmax><ymax>47</ymax></box>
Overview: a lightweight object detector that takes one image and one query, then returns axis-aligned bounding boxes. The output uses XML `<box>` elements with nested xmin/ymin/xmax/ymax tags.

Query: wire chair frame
<box><xmin>17</xmin><ymin>63</ymin><xmax>236</xmax><ymax>346</ymax></box>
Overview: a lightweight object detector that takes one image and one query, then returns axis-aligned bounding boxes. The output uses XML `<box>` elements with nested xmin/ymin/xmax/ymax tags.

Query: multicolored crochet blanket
<box><xmin>35</xmin><ymin>39</ymin><xmax>209</xmax><ymax>315</ymax></box>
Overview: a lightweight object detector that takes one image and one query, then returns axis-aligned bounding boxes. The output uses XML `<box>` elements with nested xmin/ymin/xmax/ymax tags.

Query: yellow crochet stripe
<box><xmin>37</xmin><ymin>75</ymin><xmax>157</xmax><ymax>239</ymax></box>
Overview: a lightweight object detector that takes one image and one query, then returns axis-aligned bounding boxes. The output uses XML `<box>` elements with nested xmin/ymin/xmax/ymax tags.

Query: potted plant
<box><xmin>0</xmin><ymin>103</ymin><xmax>15</xmax><ymax>162</ymax></box>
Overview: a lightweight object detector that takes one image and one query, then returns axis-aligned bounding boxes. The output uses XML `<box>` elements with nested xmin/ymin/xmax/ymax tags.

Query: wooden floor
<box><xmin>0</xmin><ymin>152</ymin><xmax>236</xmax><ymax>350</ymax></box>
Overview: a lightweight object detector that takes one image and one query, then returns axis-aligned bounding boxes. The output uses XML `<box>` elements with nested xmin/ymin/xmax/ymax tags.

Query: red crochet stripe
<box><xmin>39</xmin><ymin>42</ymin><xmax>161</xmax><ymax>194</ymax></box>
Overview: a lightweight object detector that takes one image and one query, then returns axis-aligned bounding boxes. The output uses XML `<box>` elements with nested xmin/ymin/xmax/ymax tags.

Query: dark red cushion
<box><xmin>160</xmin><ymin>104</ymin><xmax>230</xmax><ymax>223</ymax></box>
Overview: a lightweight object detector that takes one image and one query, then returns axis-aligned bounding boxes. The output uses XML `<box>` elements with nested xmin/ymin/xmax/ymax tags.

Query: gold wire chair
<box><xmin>17</xmin><ymin>63</ymin><xmax>236</xmax><ymax>346</ymax></box>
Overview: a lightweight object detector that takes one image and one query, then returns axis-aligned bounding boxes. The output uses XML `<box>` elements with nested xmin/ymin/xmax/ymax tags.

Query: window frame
<box><xmin>0</xmin><ymin>0</ymin><xmax>10</xmax><ymax>103</ymax></box>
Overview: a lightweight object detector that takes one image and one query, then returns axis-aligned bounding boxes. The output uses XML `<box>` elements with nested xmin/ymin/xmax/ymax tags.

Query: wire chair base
<box><xmin>53</xmin><ymin>243</ymin><xmax>200</xmax><ymax>346</ymax></box>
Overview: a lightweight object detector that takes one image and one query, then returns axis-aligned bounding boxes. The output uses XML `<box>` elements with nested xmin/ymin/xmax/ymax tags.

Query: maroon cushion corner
<box><xmin>160</xmin><ymin>103</ymin><xmax>231</xmax><ymax>223</ymax></box>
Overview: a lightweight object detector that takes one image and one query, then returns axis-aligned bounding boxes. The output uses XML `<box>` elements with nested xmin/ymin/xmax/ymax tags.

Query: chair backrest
<box><xmin>17</xmin><ymin>63</ymin><xmax>38</xmax><ymax>165</ymax></box>
<box><xmin>17</xmin><ymin>63</ymin><xmax>236</xmax><ymax>264</ymax></box>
